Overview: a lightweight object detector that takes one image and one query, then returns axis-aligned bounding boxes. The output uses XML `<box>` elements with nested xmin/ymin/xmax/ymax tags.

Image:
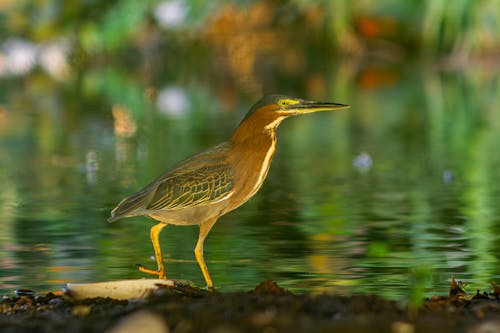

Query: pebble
<box><xmin>72</xmin><ymin>305</ymin><xmax>92</xmax><ymax>316</ymax></box>
<box><xmin>14</xmin><ymin>289</ymin><xmax>36</xmax><ymax>296</ymax></box>
<box><xmin>391</xmin><ymin>321</ymin><xmax>415</xmax><ymax>333</ymax></box>
<box><xmin>104</xmin><ymin>310</ymin><xmax>169</xmax><ymax>333</ymax></box>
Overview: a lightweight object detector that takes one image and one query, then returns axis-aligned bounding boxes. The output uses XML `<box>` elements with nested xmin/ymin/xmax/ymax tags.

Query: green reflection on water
<box><xmin>0</xmin><ymin>61</ymin><xmax>499</xmax><ymax>300</ymax></box>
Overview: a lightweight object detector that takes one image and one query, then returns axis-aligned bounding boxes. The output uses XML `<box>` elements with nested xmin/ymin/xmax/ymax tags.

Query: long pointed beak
<box><xmin>290</xmin><ymin>101</ymin><xmax>350</xmax><ymax>114</ymax></box>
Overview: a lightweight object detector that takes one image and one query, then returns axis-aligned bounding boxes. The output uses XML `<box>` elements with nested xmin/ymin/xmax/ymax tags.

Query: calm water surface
<box><xmin>1</xmin><ymin>64</ymin><xmax>499</xmax><ymax>299</ymax></box>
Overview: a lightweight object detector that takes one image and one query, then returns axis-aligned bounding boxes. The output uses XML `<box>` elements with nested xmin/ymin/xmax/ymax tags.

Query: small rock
<box><xmin>252</xmin><ymin>281</ymin><xmax>291</xmax><ymax>295</ymax></box>
<box><xmin>48</xmin><ymin>297</ymin><xmax>65</xmax><ymax>307</ymax></box>
<box><xmin>14</xmin><ymin>289</ymin><xmax>36</xmax><ymax>296</ymax></box>
<box><xmin>468</xmin><ymin>320</ymin><xmax>500</xmax><ymax>333</ymax></box>
<box><xmin>105</xmin><ymin>310</ymin><xmax>169</xmax><ymax>333</ymax></box>
<box><xmin>251</xmin><ymin>308</ymin><xmax>276</xmax><ymax>327</ymax></box>
<box><xmin>72</xmin><ymin>305</ymin><xmax>91</xmax><ymax>316</ymax></box>
<box><xmin>492</xmin><ymin>282</ymin><xmax>500</xmax><ymax>299</ymax></box>
<box><xmin>391</xmin><ymin>321</ymin><xmax>415</xmax><ymax>333</ymax></box>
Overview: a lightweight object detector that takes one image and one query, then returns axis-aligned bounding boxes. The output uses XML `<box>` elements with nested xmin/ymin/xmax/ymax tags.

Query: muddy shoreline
<box><xmin>1</xmin><ymin>280</ymin><xmax>499</xmax><ymax>333</ymax></box>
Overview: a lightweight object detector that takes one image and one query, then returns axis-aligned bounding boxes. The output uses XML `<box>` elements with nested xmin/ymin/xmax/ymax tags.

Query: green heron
<box><xmin>108</xmin><ymin>94</ymin><xmax>349</xmax><ymax>289</ymax></box>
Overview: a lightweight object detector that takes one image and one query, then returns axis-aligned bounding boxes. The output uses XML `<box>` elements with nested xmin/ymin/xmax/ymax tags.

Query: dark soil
<box><xmin>1</xmin><ymin>280</ymin><xmax>499</xmax><ymax>333</ymax></box>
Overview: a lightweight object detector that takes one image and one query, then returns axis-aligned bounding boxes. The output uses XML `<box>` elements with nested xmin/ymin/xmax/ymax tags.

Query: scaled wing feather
<box><xmin>109</xmin><ymin>142</ymin><xmax>233</xmax><ymax>220</ymax></box>
<box><xmin>148</xmin><ymin>163</ymin><xmax>233</xmax><ymax>210</ymax></box>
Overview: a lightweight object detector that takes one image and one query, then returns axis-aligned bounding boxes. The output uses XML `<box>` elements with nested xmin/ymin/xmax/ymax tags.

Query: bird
<box><xmin>108</xmin><ymin>94</ymin><xmax>349</xmax><ymax>289</ymax></box>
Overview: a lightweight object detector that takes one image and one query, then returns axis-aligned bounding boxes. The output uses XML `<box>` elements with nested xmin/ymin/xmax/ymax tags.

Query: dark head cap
<box><xmin>242</xmin><ymin>94</ymin><xmax>349</xmax><ymax>122</ymax></box>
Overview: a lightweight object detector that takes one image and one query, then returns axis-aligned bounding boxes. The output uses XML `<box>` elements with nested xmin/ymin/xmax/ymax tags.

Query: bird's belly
<box><xmin>146</xmin><ymin>200</ymin><xmax>229</xmax><ymax>226</ymax></box>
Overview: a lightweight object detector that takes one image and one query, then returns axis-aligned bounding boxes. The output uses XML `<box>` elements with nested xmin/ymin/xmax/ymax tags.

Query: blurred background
<box><xmin>1</xmin><ymin>0</ymin><xmax>499</xmax><ymax>300</ymax></box>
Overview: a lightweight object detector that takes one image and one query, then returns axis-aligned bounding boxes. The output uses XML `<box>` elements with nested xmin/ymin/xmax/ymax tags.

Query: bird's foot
<box><xmin>136</xmin><ymin>263</ymin><xmax>167</xmax><ymax>280</ymax></box>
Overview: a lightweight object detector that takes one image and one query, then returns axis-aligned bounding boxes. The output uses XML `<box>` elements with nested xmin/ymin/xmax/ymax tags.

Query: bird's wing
<box><xmin>109</xmin><ymin>142</ymin><xmax>233</xmax><ymax>221</ymax></box>
<box><xmin>147</xmin><ymin>161</ymin><xmax>233</xmax><ymax>210</ymax></box>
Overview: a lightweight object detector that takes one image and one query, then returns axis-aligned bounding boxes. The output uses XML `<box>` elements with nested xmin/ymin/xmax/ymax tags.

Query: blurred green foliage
<box><xmin>2</xmin><ymin>0</ymin><xmax>500</xmax><ymax>58</ymax></box>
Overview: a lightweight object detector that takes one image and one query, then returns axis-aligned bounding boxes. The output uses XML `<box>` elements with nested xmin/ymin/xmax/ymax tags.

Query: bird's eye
<box><xmin>278</xmin><ymin>99</ymin><xmax>288</xmax><ymax>108</ymax></box>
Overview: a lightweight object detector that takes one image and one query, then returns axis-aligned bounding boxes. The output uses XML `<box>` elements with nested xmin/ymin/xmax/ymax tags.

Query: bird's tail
<box><xmin>108</xmin><ymin>188</ymin><xmax>153</xmax><ymax>222</ymax></box>
<box><xmin>107</xmin><ymin>214</ymin><xmax>120</xmax><ymax>223</ymax></box>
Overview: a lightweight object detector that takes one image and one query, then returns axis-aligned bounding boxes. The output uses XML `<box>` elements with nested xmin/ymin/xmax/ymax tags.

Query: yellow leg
<box><xmin>194</xmin><ymin>218</ymin><xmax>218</xmax><ymax>289</ymax></box>
<box><xmin>138</xmin><ymin>223</ymin><xmax>167</xmax><ymax>279</ymax></box>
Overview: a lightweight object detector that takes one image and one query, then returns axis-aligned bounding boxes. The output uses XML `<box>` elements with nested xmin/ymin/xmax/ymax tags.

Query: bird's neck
<box><xmin>229</xmin><ymin>116</ymin><xmax>280</xmax><ymax>172</ymax></box>
<box><xmin>229</xmin><ymin>114</ymin><xmax>285</xmax><ymax>166</ymax></box>
<box><xmin>227</xmin><ymin>115</ymin><xmax>285</xmax><ymax>208</ymax></box>
<box><xmin>231</xmin><ymin>111</ymin><xmax>286</xmax><ymax>142</ymax></box>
